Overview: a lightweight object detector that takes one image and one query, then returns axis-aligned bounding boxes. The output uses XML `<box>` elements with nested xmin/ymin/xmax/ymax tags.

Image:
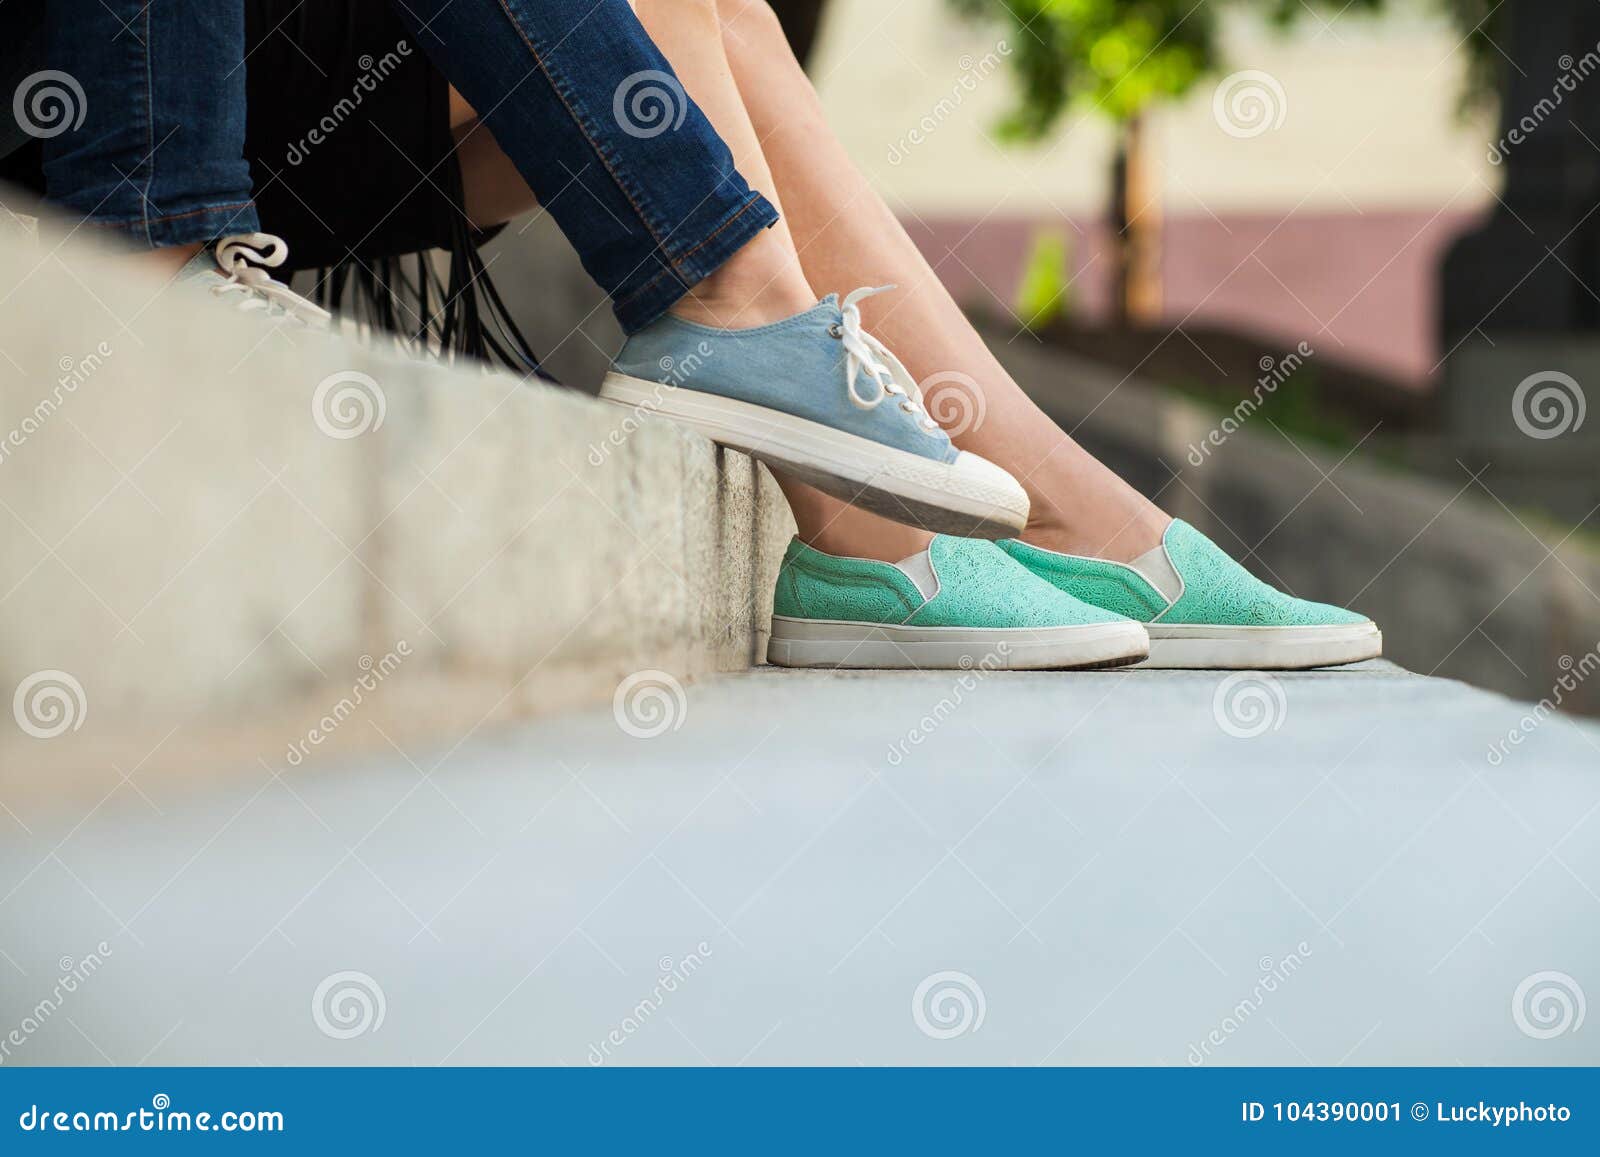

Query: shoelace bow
<box><xmin>836</xmin><ymin>285</ymin><xmax>939</xmax><ymax>433</ymax></box>
<box><xmin>209</xmin><ymin>233</ymin><xmax>331</xmax><ymax>325</ymax></box>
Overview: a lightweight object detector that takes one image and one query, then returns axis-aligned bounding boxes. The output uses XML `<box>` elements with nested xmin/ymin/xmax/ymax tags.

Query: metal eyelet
<box><xmin>827</xmin><ymin>322</ymin><xmax>843</xmax><ymax>338</ymax></box>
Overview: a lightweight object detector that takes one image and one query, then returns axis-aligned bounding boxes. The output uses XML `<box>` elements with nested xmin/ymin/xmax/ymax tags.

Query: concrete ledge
<box><xmin>0</xmin><ymin>213</ymin><xmax>794</xmax><ymax>815</ymax></box>
<box><xmin>4</xmin><ymin>661</ymin><xmax>1596</xmax><ymax>1065</ymax></box>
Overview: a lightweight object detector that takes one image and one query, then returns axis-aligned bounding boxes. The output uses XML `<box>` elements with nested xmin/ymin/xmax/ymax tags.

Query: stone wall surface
<box><xmin>0</xmin><ymin>215</ymin><xmax>795</xmax><ymax>812</ymax></box>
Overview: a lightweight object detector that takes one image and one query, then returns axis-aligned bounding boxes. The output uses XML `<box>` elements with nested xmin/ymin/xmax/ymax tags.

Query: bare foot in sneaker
<box><xmin>600</xmin><ymin>287</ymin><xmax>1028</xmax><ymax>538</ymax></box>
<box><xmin>619</xmin><ymin>0</ymin><xmax>1374</xmax><ymax>668</ymax></box>
<box><xmin>138</xmin><ymin>241</ymin><xmax>206</xmax><ymax>279</ymax></box>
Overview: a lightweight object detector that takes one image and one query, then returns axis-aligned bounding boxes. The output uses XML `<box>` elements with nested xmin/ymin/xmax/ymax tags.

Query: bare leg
<box><xmin>627</xmin><ymin>0</ymin><xmax>934</xmax><ymax>562</ymax></box>
<box><xmin>137</xmin><ymin>241</ymin><xmax>206</xmax><ymax>277</ymax></box>
<box><xmin>712</xmin><ymin>0</ymin><xmax>1169</xmax><ymax>561</ymax></box>
<box><xmin>628</xmin><ymin>0</ymin><xmax>814</xmax><ymax>331</ymax></box>
<box><xmin>450</xmin><ymin>35</ymin><xmax>812</xmax><ymax>333</ymax></box>
<box><xmin>454</xmin><ymin>81</ymin><xmax>928</xmax><ymax>560</ymax></box>
<box><xmin>451</xmin><ymin>16</ymin><xmax>938</xmax><ymax>563</ymax></box>
<box><xmin>450</xmin><ymin>91</ymin><xmax>537</xmax><ymax>229</ymax></box>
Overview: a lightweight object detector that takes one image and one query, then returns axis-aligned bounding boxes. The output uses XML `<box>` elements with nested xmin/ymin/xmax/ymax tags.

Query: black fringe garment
<box><xmin>0</xmin><ymin>1</ymin><xmax>548</xmax><ymax>378</ymax></box>
<box><xmin>242</xmin><ymin>0</ymin><xmax>547</xmax><ymax>376</ymax></box>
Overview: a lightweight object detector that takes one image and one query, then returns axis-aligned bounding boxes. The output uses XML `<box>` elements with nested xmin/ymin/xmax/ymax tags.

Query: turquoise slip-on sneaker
<box><xmin>767</xmin><ymin>535</ymin><xmax>1148</xmax><ymax>670</ymax></box>
<box><xmin>999</xmin><ymin>520</ymin><xmax>1381</xmax><ymax>669</ymax></box>
<box><xmin>599</xmin><ymin>287</ymin><xmax>1028</xmax><ymax>539</ymax></box>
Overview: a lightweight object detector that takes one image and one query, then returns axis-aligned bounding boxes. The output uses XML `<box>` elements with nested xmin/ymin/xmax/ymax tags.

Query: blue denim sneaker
<box><xmin>599</xmin><ymin>287</ymin><xmax>1029</xmax><ymax>538</ymax></box>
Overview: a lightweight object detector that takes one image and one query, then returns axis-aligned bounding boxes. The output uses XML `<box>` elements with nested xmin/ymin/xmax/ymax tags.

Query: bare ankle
<box><xmin>801</xmin><ymin>522</ymin><xmax>933</xmax><ymax>564</ymax></box>
<box><xmin>668</xmin><ymin>232</ymin><xmax>816</xmax><ymax>329</ymax></box>
<box><xmin>670</xmin><ymin>278</ymin><xmax>815</xmax><ymax>329</ymax></box>
<box><xmin>137</xmin><ymin>241</ymin><xmax>206</xmax><ymax>279</ymax></box>
<box><xmin>1022</xmin><ymin>502</ymin><xmax>1170</xmax><ymax>562</ymax></box>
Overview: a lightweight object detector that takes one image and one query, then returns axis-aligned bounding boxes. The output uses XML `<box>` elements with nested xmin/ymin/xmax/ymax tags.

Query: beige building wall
<box><xmin>805</xmin><ymin>0</ymin><xmax>1503</xmax><ymax>382</ymax></box>
<box><xmin>809</xmin><ymin>0</ymin><xmax>1499</xmax><ymax>217</ymax></box>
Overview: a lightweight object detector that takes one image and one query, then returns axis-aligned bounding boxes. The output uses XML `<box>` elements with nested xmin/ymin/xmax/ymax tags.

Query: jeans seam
<box><xmin>492</xmin><ymin>0</ymin><xmax>689</xmax><ymax>272</ymax></box>
<box><xmin>672</xmin><ymin>193</ymin><xmax>766</xmax><ymax>267</ymax></box>
<box><xmin>613</xmin><ymin>260</ymin><xmax>681</xmax><ymax>315</ymax></box>
<box><xmin>86</xmin><ymin>200</ymin><xmax>256</xmax><ymax>228</ymax></box>
<box><xmin>139</xmin><ymin>1</ymin><xmax>155</xmax><ymax>247</ymax></box>
<box><xmin>614</xmin><ymin>193</ymin><xmax>768</xmax><ymax>311</ymax></box>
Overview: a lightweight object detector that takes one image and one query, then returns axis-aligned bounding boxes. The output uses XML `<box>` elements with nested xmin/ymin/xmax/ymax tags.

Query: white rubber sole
<box><xmin>598</xmin><ymin>373</ymin><xmax>1028</xmax><ymax>539</ymax></box>
<box><xmin>767</xmin><ymin>616</ymin><xmax>1150</xmax><ymax>671</ymax></box>
<box><xmin>1139</xmin><ymin>621</ymin><xmax>1383</xmax><ymax>669</ymax></box>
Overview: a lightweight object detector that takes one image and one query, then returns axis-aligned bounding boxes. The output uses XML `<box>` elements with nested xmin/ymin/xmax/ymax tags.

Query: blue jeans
<box><xmin>40</xmin><ymin>0</ymin><xmax>260</xmax><ymax>246</ymax></box>
<box><xmin>39</xmin><ymin>0</ymin><xmax>778</xmax><ymax>333</ymax></box>
<box><xmin>392</xmin><ymin>0</ymin><xmax>779</xmax><ymax>332</ymax></box>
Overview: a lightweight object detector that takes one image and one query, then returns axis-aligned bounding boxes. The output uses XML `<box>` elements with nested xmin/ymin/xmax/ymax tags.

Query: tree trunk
<box><xmin>1110</xmin><ymin>112</ymin><xmax>1162</xmax><ymax>327</ymax></box>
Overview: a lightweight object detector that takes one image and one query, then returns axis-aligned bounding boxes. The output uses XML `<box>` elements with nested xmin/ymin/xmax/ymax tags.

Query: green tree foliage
<box><xmin>1014</xmin><ymin>229</ymin><xmax>1074</xmax><ymax>326</ymax></box>
<box><xmin>948</xmin><ymin>0</ymin><xmax>1506</xmax><ymax>141</ymax></box>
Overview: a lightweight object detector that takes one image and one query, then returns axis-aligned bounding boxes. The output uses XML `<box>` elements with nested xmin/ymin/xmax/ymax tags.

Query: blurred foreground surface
<box><xmin>3</xmin><ymin>661</ymin><xmax>1597</xmax><ymax>1066</ymax></box>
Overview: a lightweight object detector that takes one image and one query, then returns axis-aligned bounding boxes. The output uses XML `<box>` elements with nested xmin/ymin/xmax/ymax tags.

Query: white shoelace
<box><xmin>836</xmin><ymin>285</ymin><xmax>939</xmax><ymax>433</ymax></box>
<box><xmin>207</xmin><ymin>233</ymin><xmax>331</xmax><ymax>325</ymax></box>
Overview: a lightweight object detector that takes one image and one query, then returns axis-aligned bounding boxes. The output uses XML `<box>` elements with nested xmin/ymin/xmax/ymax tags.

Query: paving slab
<box><xmin>2</xmin><ymin>660</ymin><xmax>1596</xmax><ymax>1066</ymax></box>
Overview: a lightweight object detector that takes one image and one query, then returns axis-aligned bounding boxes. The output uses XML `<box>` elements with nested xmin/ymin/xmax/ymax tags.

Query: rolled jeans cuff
<box><xmin>612</xmin><ymin>191</ymin><xmax>780</xmax><ymax>334</ymax></box>
<box><xmin>85</xmin><ymin>199</ymin><xmax>262</xmax><ymax>250</ymax></box>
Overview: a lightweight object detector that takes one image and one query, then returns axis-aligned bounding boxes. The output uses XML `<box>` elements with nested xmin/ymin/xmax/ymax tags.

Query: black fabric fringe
<box><xmin>304</xmin><ymin>215</ymin><xmax>557</xmax><ymax>383</ymax></box>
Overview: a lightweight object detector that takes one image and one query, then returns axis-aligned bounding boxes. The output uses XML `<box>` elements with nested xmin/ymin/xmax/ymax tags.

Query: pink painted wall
<box><xmin>902</xmin><ymin>209</ymin><xmax>1487</xmax><ymax>386</ymax></box>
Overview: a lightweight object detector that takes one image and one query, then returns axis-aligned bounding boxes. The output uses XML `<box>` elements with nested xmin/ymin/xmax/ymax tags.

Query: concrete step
<box><xmin>2</xmin><ymin>661</ymin><xmax>1596</xmax><ymax>1065</ymax></box>
<box><xmin>0</xmin><ymin>210</ymin><xmax>794</xmax><ymax>816</ymax></box>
